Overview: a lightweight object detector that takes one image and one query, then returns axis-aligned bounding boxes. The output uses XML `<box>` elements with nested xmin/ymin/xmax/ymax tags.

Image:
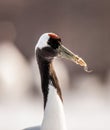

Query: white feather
<box><xmin>24</xmin><ymin>84</ymin><xmax>66</xmax><ymax>130</ymax></box>
<box><xmin>41</xmin><ymin>84</ymin><xmax>66</xmax><ymax>130</ymax></box>
<box><xmin>35</xmin><ymin>33</ymin><xmax>50</xmax><ymax>50</ymax></box>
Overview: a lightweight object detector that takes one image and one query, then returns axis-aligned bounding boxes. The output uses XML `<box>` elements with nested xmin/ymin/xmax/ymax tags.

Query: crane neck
<box><xmin>36</xmin><ymin>48</ymin><xmax>63</xmax><ymax>109</ymax></box>
<box><xmin>36</xmin><ymin>48</ymin><xmax>66</xmax><ymax>130</ymax></box>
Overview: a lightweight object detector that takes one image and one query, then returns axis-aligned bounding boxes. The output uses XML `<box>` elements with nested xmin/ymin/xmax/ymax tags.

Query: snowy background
<box><xmin>0</xmin><ymin>0</ymin><xmax>110</xmax><ymax>130</ymax></box>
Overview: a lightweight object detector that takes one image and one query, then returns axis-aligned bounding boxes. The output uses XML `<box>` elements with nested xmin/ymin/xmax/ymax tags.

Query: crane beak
<box><xmin>58</xmin><ymin>45</ymin><xmax>92</xmax><ymax>72</ymax></box>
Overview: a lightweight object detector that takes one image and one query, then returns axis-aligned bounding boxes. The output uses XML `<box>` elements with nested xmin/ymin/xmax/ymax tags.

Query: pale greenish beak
<box><xmin>58</xmin><ymin>44</ymin><xmax>92</xmax><ymax>72</ymax></box>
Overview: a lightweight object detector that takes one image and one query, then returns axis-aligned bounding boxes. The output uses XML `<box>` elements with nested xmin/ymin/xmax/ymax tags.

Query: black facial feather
<box><xmin>48</xmin><ymin>37</ymin><xmax>61</xmax><ymax>49</ymax></box>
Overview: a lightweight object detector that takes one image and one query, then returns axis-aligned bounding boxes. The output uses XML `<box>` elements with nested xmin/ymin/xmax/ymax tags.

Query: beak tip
<box><xmin>84</xmin><ymin>66</ymin><xmax>93</xmax><ymax>73</ymax></box>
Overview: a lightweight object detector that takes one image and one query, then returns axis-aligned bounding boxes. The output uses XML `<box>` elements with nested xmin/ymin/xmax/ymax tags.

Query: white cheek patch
<box><xmin>35</xmin><ymin>33</ymin><xmax>50</xmax><ymax>51</ymax></box>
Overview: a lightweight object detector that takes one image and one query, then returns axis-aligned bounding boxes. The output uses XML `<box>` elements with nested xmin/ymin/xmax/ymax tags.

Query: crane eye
<box><xmin>48</xmin><ymin>37</ymin><xmax>61</xmax><ymax>49</ymax></box>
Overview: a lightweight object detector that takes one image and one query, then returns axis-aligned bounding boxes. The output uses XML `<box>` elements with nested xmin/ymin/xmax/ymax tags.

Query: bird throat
<box><xmin>36</xmin><ymin>49</ymin><xmax>63</xmax><ymax>109</ymax></box>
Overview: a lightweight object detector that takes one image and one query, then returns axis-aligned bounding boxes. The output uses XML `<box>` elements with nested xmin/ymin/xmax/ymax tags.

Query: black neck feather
<box><xmin>36</xmin><ymin>48</ymin><xmax>63</xmax><ymax>109</ymax></box>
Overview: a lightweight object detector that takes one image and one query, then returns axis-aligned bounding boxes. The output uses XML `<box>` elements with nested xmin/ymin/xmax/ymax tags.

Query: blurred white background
<box><xmin>0</xmin><ymin>0</ymin><xmax>110</xmax><ymax>130</ymax></box>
